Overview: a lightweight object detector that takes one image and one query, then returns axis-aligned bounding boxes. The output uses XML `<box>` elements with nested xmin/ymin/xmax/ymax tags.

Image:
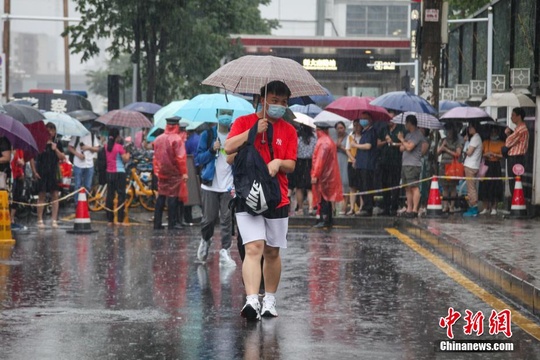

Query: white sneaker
<box><xmin>491</xmin><ymin>209</ymin><xmax>498</xmax><ymax>216</ymax></box>
<box><xmin>261</xmin><ymin>296</ymin><xmax>278</xmax><ymax>317</ymax></box>
<box><xmin>479</xmin><ymin>209</ymin><xmax>489</xmax><ymax>215</ymax></box>
<box><xmin>241</xmin><ymin>298</ymin><xmax>261</xmax><ymax>321</ymax></box>
<box><xmin>219</xmin><ymin>248</ymin><xmax>236</xmax><ymax>267</ymax></box>
<box><xmin>197</xmin><ymin>238</ymin><xmax>211</xmax><ymax>262</ymax></box>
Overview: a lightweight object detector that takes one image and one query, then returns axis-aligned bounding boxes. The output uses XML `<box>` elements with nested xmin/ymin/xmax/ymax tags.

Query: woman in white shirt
<box><xmin>462</xmin><ymin>122</ymin><xmax>483</xmax><ymax>217</ymax></box>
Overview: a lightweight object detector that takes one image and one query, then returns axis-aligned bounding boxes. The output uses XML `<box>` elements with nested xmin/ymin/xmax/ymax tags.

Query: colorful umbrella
<box><xmin>391</xmin><ymin>112</ymin><xmax>442</xmax><ymax>130</ymax></box>
<box><xmin>202</xmin><ymin>55</ymin><xmax>327</xmax><ymax>97</ymax></box>
<box><xmin>176</xmin><ymin>94</ymin><xmax>254</xmax><ymax>123</ymax></box>
<box><xmin>0</xmin><ymin>114</ymin><xmax>39</xmax><ymax>153</ymax></box>
<box><xmin>440</xmin><ymin>107</ymin><xmax>493</xmax><ymax>122</ymax></box>
<box><xmin>96</xmin><ymin>109</ymin><xmax>153</xmax><ymax>128</ymax></box>
<box><xmin>43</xmin><ymin>112</ymin><xmax>90</xmax><ymax>137</ymax></box>
<box><xmin>370</xmin><ymin>91</ymin><xmax>437</xmax><ymax>115</ymax></box>
<box><xmin>123</xmin><ymin>102</ymin><xmax>162</xmax><ymax>115</ymax></box>
<box><xmin>326</xmin><ymin>96</ymin><xmax>391</xmax><ymax>121</ymax></box>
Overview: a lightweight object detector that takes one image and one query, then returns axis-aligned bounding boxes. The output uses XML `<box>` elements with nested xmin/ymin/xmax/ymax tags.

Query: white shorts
<box><xmin>235</xmin><ymin>212</ymin><xmax>289</xmax><ymax>248</ymax></box>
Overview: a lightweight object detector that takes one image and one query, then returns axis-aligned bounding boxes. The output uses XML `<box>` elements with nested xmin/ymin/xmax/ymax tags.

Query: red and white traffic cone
<box><xmin>426</xmin><ymin>177</ymin><xmax>446</xmax><ymax>218</ymax></box>
<box><xmin>507</xmin><ymin>176</ymin><xmax>528</xmax><ymax>219</ymax></box>
<box><xmin>67</xmin><ymin>189</ymin><xmax>98</xmax><ymax>234</ymax></box>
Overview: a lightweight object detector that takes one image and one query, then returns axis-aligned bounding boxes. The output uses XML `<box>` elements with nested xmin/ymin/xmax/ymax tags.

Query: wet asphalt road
<box><xmin>1</xmin><ymin>223</ymin><xmax>539</xmax><ymax>360</ymax></box>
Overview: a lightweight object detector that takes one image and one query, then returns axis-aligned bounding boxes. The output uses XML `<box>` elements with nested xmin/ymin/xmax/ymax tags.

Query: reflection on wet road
<box><xmin>0</xmin><ymin>225</ymin><xmax>539</xmax><ymax>359</ymax></box>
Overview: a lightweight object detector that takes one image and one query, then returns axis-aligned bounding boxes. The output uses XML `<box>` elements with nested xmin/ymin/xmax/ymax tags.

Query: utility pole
<box><xmin>420</xmin><ymin>0</ymin><xmax>443</xmax><ymax>111</ymax></box>
<box><xmin>2</xmin><ymin>0</ymin><xmax>10</xmax><ymax>100</ymax></box>
<box><xmin>316</xmin><ymin>0</ymin><xmax>325</xmax><ymax>36</ymax></box>
<box><xmin>63</xmin><ymin>0</ymin><xmax>71</xmax><ymax>90</ymax></box>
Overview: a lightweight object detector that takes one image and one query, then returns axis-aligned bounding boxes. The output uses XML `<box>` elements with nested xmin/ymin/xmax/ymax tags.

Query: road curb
<box><xmin>396</xmin><ymin>219</ymin><xmax>540</xmax><ymax>320</ymax></box>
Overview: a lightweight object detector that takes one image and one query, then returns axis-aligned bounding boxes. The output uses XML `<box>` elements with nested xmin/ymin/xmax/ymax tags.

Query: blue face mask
<box><xmin>359</xmin><ymin>119</ymin><xmax>370</xmax><ymax>128</ymax></box>
<box><xmin>267</xmin><ymin>104</ymin><xmax>287</xmax><ymax>119</ymax></box>
<box><xmin>218</xmin><ymin>114</ymin><xmax>233</xmax><ymax>127</ymax></box>
<box><xmin>256</xmin><ymin>103</ymin><xmax>263</xmax><ymax>113</ymax></box>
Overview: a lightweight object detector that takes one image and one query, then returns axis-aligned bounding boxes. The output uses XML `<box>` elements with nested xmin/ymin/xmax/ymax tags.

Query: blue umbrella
<box><xmin>123</xmin><ymin>101</ymin><xmax>162</xmax><ymax>115</ymax></box>
<box><xmin>147</xmin><ymin>100</ymin><xmax>190</xmax><ymax>139</ymax></box>
<box><xmin>289</xmin><ymin>104</ymin><xmax>323</xmax><ymax>118</ymax></box>
<box><xmin>176</xmin><ymin>94</ymin><xmax>254</xmax><ymax>123</ymax></box>
<box><xmin>370</xmin><ymin>91</ymin><xmax>437</xmax><ymax>115</ymax></box>
<box><xmin>43</xmin><ymin>112</ymin><xmax>90</xmax><ymax>137</ymax></box>
<box><xmin>439</xmin><ymin>100</ymin><xmax>468</xmax><ymax>113</ymax></box>
<box><xmin>289</xmin><ymin>87</ymin><xmax>334</xmax><ymax>107</ymax></box>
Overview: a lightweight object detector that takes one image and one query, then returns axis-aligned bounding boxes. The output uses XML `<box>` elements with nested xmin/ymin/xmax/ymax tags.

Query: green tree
<box><xmin>448</xmin><ymin>0</ymin><xmax>490</xmax><ymax>18</ymax></box>
<box><xmin>64</xmin><ymin>0</ymin><xmax>277</xmax><ymax>104</ymax></box>
<box><xmin>86</xmin><ymin>54</ymin><xmax>132</xmax><ymax>97</ymax></box>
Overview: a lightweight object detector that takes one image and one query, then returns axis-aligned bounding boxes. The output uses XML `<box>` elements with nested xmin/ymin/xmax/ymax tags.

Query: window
<box><xmin>347</xmin><ymin>5</ymin><xmax>408</xmax><ymax>37</ymax></box>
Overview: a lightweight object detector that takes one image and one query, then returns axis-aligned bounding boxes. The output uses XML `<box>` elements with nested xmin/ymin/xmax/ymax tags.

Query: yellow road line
<box><xmin>386</xmin><ymin>228</ymin><xmax>540</xmax><ymax>342</ymax></box>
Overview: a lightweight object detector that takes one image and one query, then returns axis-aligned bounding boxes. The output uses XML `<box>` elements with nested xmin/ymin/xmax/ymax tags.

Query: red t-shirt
<box><xmin>228</xmin><ymin>113</ymin><xmax>298</xmax><ymax>208</ymax></box>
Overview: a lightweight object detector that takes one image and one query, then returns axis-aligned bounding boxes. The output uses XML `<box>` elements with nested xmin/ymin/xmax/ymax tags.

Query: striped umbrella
<box><xmin>96</xmin><ymin>110</ymin><xmax>153</xmax><ymax>128</ymax></box>
<box><xmin>202</xmin><ymin>55</ymin><xmax>327</xmax><ymax>97</ymax></box>
<box><xmin>391</xmin><ymin>112</ymin><xmax>443</xmax><ymax>130</ymax></box>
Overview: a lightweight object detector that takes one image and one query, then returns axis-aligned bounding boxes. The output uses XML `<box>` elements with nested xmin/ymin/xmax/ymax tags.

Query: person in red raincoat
<box><xmin>153</xmin><ymin>116</ymin><xmax>188</xmax><ymax>230</ymax></box>
<box><xmin>311</xmin><ymin>121</ymin><xmax>344</xmax><ymax>228</ymax></box>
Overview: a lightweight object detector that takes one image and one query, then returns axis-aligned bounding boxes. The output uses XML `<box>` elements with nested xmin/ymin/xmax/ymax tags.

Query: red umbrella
<box><xmin>96</xmin><ymin>110</ymin><xmax>153</xmax><ymax>128</ymax></box>
<box><xmin>326</xmin><ymin>96</ymin><xmax>391</xmax><ymax>121</ymax></box>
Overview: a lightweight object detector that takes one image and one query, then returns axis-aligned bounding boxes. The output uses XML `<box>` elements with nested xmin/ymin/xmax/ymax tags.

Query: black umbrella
<box><xmin>3</xmin><ymin>103</ymin><xmax>45</xmax><ymax>124</ymax></box>
<box><xmin>68</xmin><ymin>109</ymin><xmax>100</xmax><ymax>122</ymax></box>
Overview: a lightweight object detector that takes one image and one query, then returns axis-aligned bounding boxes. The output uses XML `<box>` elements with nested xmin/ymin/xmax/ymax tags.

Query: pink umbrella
<box><xmin>96</xmin><ymin>110</ymin><xmax>153</xmax><ymax>128</ymax></box>
<box><xmin>439</xmin><ymin>107</ymin><xmax>493</xmax><ymax>122</ymax></box>
<box><xmin>325</xmin><ymin>96</ymin><xmax>391</xmax><ymax>121</ymax></box>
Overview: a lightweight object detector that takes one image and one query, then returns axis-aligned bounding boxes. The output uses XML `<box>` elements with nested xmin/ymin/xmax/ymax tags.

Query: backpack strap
<box><xmin>248</xmin><ymin>119</ymin><xmax>275</xmax><ymax>160</ymax></box>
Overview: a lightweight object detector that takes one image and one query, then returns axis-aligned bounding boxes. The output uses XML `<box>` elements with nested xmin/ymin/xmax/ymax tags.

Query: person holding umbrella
<box><xmin>104</xmin><ymin>128</ymin><xmax>130</xmax><ymax>226</ymax></box>
<box><xmin>397</xmin><ymin>115</ymin><xmax>423</xmax><ymax>218</ymax></box>
<box><xmin>152</xmin><ymin>117</ymin><xmax>188</xmax><ymax>230</ymax></box>
<box><xmin>311</xmin><ymin>121</ymin><xmax>343</xmax><ymax>228</ymax></box>
<box><xmin>30</xmin><ymin>122</ymin><xmax>66</xmax><ymax>228</ymax></box>
<box><xmin>225</xmin><ymin>80</ymin><xmax>297</xmax><ymax>321</ymax></box>
<box><xmin>462</xmin><ymin>122</ymin><xmax>484</xmax><ymax>217</ymax></box>
<box><xmin>437</xmin><ymin>123</ymin><xmax>464</xmax><ymax>213</ymax></box>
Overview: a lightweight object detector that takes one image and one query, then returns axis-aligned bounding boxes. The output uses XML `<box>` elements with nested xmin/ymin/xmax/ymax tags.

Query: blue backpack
<box><xmin>233</xmin><ymin>120</ymin><xmax>281</xmax><ymax>215</ymax></box>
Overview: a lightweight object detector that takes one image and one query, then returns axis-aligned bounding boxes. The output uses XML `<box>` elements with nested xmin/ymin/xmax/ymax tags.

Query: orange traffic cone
<box><xmin>507</xmin><ymin>176</ymin><xmax>528</xmax><ymax>219</ymax></box>
<box><xmin>0</xmin><ymin>190</ymin><xmax>15</xmax><ymax>245</ymax></box>
<box><xmin>67</xmin><ymin>189</ymin><xmax>98</xmax><ymax>234</ymax></box>
<box><xmin>426</xmin><ymin>177</ymin><xmax>446</xmax><ymax>218</ymax></box>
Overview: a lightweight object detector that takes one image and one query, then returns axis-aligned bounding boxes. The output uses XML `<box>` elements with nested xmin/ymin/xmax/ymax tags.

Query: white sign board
<box><xmin>425</xmin><ymin>9</ymin><xmax>439</xmax><ymax>22</ymax></box>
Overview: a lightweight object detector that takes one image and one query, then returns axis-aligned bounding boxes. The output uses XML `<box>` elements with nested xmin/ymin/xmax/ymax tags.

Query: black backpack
<box><xmin>233</xmin><ymin>120</ymin><xmax>281</xmax><ymax>215</ymax></box>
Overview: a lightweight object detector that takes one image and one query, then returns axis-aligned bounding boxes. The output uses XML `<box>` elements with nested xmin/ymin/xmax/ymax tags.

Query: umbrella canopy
<box><xmin>147</xmin><ymin>100</ymin><xmax>190</xmax><ymax>140</ymax></box>
<box><xmin>202</xmin><ymin>55</ymin><xmax>327</xmax><ymax>97</ymax></box>
<box><xmin>96</xmin><ymin>109</ymin><xmax>153</xmax><ymax>129</ymax></box>
<box><xmin>391</xmin><ymin>112</ymin><xmax>442</xmax><ymax>130</ymax></box>
<box><xmin>176</xmin><ymin>94</ymin><xmax>254</xmax><ymax>123</ymax></box>
<box><xmin>292</xmin><ymin>112</ymin><xmax>315</xmax><ymax>129</ymax></box>
<box><xmin>123</xmin><ymin>101</ymin><xmax>162</xmax><ymax>115</ymax></box>
<box><xmin>313</xmin><ymin>110</ymin><xmax>352</xmax><ymax>126</ymax></box>
<box><xmin>440</xmin><ymin>107</ymin><xmax>493</xmax><ymax>122</ymax></box>
<box><xmin>326</xmin><ymin>96</ymin><xmax>391</xmax><ymax>121</ymax></box>
<box><xmin>68</xmin><ymin>109</ymin><xmax>100</xmax><ymax>122</ymax></box>
<box><xmin>480</xmin><ymin>92</ymin><xmax>535</xmax><ymax>108</ymax></box>
<box><xmin>43</xmin><ymin>112</ymin><xmax>90</xmax><ymax>137</ymax></box>
<box><xmin>439</xmin><ymin>100</ymin><xmax>468</xmax><ymax>113</ymax></box>
<box><xmin>289</xmin><ymin>104</ymin><xmax>323</xmax><ymax>118</ymax></box>
<box><xmin>0</xmin><ymin>114</ymin><xmax>39</xmax><ymax>153</ymax></box>
<box><xmin>370</xmin><ymin>91</ymin><xmax>437</xmax><ymax>115</ymax></box>
<box><xmin>289</xmin><ymin>87</ymin><xmax>335</xmax><ymax>107</ymax></box>
<box><xmin>3</xmin><ymin>103</ymin><xmax>45</xmax><ymax>124</ymax></box>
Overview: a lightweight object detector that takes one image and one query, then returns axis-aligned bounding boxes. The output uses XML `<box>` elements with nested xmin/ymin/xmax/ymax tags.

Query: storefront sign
<box><xmin>302</xmin><ymin>58</ymin><xmax>338</xmax><ymax>71</ymax></box>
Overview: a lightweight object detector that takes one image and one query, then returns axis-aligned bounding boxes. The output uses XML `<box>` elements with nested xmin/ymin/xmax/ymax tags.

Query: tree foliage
<box><xmin>64</xmin><ymin>0</ymin><xmax>277</xmax><ymax>104</ymax></box>
<box><xmin>86</xmin><ymin>54</ymin><xmax>132</xmax><ymax>98</ymax></box>
<box><xmin>448</xmin><ymin>0</ymin><xmax>491</xmax><ymax>18</ymax></box>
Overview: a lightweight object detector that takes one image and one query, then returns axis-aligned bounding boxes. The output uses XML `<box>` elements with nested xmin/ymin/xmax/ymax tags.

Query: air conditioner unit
<box><xmin>510</xmin><ymin>68</ymin><xmax>530</xmax><ymax>87</ymax></box>
<box><xmin>491</xmin><ymin>74</ymin><xmax>506</xmax><ymax>92</ymax></box>
<box><xmin>440</xmin><ymin>88</ymin><xmax>455</xmax><ymax>101</ymax></box>
<box><xmin>455</xmin><ymin>84</ymin><xmax>470</xmax><ymax>100</ymax></box>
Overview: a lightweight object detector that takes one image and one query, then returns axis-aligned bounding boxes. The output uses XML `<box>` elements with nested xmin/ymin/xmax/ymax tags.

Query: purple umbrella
<box><xmin>123</xmin><ymin>102</ymin><xmax>162</xmax><ymax>115</ymax></box>
<box><xmin>439</xmin><ymin>107</ymin><xmax>493</xmax><ymax>122</ymax></box>
<box><xmin>0</xmin><ymin>114</ymin><xmax>39</xmax><ymax>153</ymax></box>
